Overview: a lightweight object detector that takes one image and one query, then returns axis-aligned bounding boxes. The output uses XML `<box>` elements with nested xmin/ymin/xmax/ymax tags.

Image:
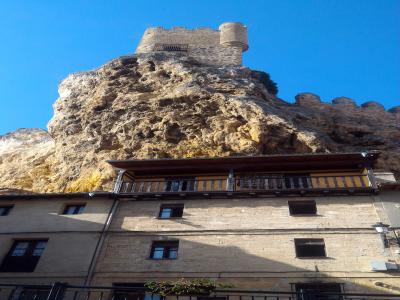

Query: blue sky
<box><xmin>0</xmin><ymin>0</ymin><xmax>399</xmax><ymax>135</ymax></box>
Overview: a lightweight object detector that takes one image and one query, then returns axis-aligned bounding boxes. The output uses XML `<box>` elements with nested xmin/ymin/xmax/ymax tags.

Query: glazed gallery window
<box><xmin>288</xmin><ymin>200</ymin><xmax>317</xmax><ymax>215</ymax></box>
<box><xmin>164</xmin><ymin>177</ymin><xmax>195</xmax><ymax>192</ymax></box>
<box><xmin>63</xmin><ymin>204</ymin><xmax>86</xmax><ymax>215</ymax></box>
<box><xmin>159</xmin><ymin>204</ymin><xmax>184</xmax><ymax>219</ymax></box>
<box><xmin>0</xmin><ymin>240</ymin><xmax>48</xmax><ymax>272</ymax></box>
<box><xmin>295</xmin><ymin>238</ymin><xmax>326</xmax><ymax>258</ymax></box>
<box><xmin>0</xmin><ymin>205</ymin><xmax>13</xmax><ymax>216</ymax></box>
<box><xmin>150</xmin><ymin>241</ymin><xmax>179</xmax><ymax>259</ymax></box>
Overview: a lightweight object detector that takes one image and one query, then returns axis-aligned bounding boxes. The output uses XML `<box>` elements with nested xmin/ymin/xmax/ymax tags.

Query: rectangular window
<box><xmin>295</xmin><ymin>283</ymin><xmax>342</xmax><ymax>300</ymax></box>
<box><xmin>284</xmin><ymin>174</ymin><xmax>311</xmax><ymax>189</ymax></box>
<box><xmin>150</xmin><ymin>241</ymin><xmax>179</xmax><ymax>260</ymax></box>
<box><xmin>295</xmin><ymin>239</ymin><xmax>326</xmax><ymax>258</ymax></box>
<box><xmin>239</xmin><ymin>175</ymin><xmax>283</xmax><ymax>190</ymax></box>
<box><xmin>159</xmin><ymin>204</ymin><xmax>184</xmax><ymax>219</ymax></box>
<box><xmin>63</xmin><ymin>204</ymin><xmax>86</xmax><ymax>215</ymax></box>
<box><xmin>164</xmin><ymin>177</ymin><xmax>195</xmax><ymax>192</ymax></box>
<box><xmin>113</xmin><ymin>283</ymin><xmax>162</xmax><ymax>300</ymax></box>
<box><xmin>0</xmin><ymin>205</ymin><xmax>13</xmax><ymax>216</ymax></box>
<box><xmin>289</xmin><ymin>200</ymin><xmax>317</xmax><ymax>215</ymax></box>
<box><xmin>4</xmin><ymin>288</ymin><xmax>51</xmax><ymax>300</ymax></box>
<box><xmin>0</xmin><ymin>240</ymin><xmax>48</xmax><ymax>272</ymax></box>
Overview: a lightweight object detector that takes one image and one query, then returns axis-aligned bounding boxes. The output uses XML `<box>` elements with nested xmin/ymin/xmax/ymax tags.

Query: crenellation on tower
<box><xmin>135</xmin><ymin>22</ymin><xmax>248</xmax><ymax>66</ymax></box>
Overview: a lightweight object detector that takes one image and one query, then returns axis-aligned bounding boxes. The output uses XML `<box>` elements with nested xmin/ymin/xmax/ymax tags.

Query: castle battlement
<box><xmin>144</xmin><ymin>26</ymin><xmax>217</xmax><ymax>33</ymax></box>
<box><xmin>135</xmin><ymin>22</ymin><xmax>248</xmax><ymax>66</ymax></box>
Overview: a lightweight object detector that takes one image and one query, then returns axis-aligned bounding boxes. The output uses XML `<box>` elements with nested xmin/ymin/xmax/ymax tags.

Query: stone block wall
<box><xmin>188</xmin><ymin>46</ymin><xmax>242</xmax><ymax>66</ymax></box>
<box><xmin>136</xmin><ymin>27</ymin><xmax>221</xmax><ymax>52</ymax></box>
<box><xmin>92</xmin><ymin>196</ymin><xmax>400</xmax><ymax>293</ymax></box>
<box><xmin>0</xmin><ymin>197</ymin><xmax>113</xmax><ymax>285</ymax></box>
<box><xmin>110</xmin><ymin>196</ymin><xmax>380</xmax><ymax>232</ymax></box>
<box><xmin>136</xmin><ymin>27</ymin><xmax>244</xmax><ymax>66</ymax></box>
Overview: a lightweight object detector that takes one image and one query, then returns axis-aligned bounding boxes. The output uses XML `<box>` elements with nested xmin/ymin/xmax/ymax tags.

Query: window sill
<box><xmin>0</xmin><ymin>270</ymin><xmax>35</xmax><ymax>273</ymax></box>
<box><xmin>289</xmin><ymin>214</ymin><xmax>321</xmax><ymax>217</ymax></box>
<box><xmin>60</xmin><ymin>213</ymin><xmax>84</xmax><ymax>216</ymax></box>
<box><xmin>146</xmin><ymin>258</ymin><xmax>178</xmax><ymax>260</ymax></box>
<box><xmin>295</xmin><ymin>256</ymin><xmax>331</xmax><ymax>259</ymax></box>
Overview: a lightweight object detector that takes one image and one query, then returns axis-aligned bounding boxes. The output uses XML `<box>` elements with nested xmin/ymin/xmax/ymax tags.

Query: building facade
<box><xmin>0</xmin><ymin>152</ymin><xmax>400</xmax><ymax>297</ymax></box>
<box><xmin>0</xmin><ymin>193</ymin><xmax>114</xmax><ymax>285</ymax></box>
<box><xmin>90</xmin><ymin>153</ymin><xmax>400</xmax><ymax>294</ymax></box>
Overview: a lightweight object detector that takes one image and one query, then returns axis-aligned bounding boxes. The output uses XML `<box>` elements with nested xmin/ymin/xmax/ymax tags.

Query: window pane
<box><xmin>77</xmin><ymin>205</ymin><xmax>85</xmax><ymax>214</ymax></box>
<box><xmin>171</xmin><ymin>181</ymin><xmax>180</xmax><ymax>192</ymax></box>
<box><xmin>171</xmin><ymin>206</ymin><xmax>184</xmax><ymax>218</ymax></box>
<box><xmin>289</xmin><ymin>201</ymin><xmax>317</xmax><ymax>215</ymax></box>
<box><xmin>64</xmin><ymin>205</ymin><xmax>85</xmax><ymax>215</ymax></box>
<box><xmin>65</xmin><ymin>206</ymin><xmax>76</xmax><ymax>214</ymax></box>
<box><xmin>145</xmin><ymin>294</ymin><xmax>162</xmax><ymax>300</ymax></box>
<box><xmin>152</xmin><ymin>247</ymin><xmax>164</xmax><ymax>259</ymax></box>
<box><xmin>160</xmin><ymin>208</ymin><xmax>172</xmax><ymax>218</ymax></box>
<box><xmin>295</xmin><ymin>239</ymin><xmax>326</xmax><ymax>257</ymax></box>
<box><xmin>12</xmin><ymin>249</ymin><xmax>27</xmax><ymax>256</ymax></box>
<box><xmin>12</xmin><ymin>242</ymin><xmax>29</xmax><ymax>256</ymax></box>
<box><xmin>168</xmin><ymin>248</ymin><xmax>178</xmax><ymax>259</ymax></box>
<box><xmin>0</xmin><ymin>206</ymin><xmax>11</xmax><ymax>216</ymax></box>
<box><xmin>32</xmin><ymin>241</ymin><xmax>47</xmax><ymax>256</ymax></box>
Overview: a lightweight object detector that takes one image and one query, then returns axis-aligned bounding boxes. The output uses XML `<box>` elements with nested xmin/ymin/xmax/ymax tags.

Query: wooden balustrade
<box><xmin>118</xmin><ymin>174</ymin><xmax>373</xmax><ymax>194</ymax></box>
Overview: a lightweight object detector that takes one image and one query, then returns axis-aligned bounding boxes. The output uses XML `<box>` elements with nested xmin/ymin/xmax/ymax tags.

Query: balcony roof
<box><xmin>108</xmin><ymin>151</ymin><xmax>380</xmax><ymax>176</ymax></box>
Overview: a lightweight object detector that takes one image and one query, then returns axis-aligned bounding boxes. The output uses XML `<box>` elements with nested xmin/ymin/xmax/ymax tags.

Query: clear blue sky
<box><xmin>0</xmin><ymin>0</ymin><xmax>399</xmax><ymax>135</ymax></box>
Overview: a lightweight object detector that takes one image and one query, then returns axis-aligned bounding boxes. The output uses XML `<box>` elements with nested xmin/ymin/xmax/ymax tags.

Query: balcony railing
<box><xmin>0</xmin><ymin>283</ymin><xmax>399</xmax><ymax>300</ymax></box>
<box><xmin>118</xmin><ymin>174</ymin><xmax>374</xmax><ymax>195</ymax></box>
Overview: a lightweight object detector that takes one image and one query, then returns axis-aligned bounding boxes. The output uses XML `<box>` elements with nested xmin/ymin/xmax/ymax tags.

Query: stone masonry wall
<box><xmin>136</xmin><ymin>27</ymin><xmax>220</xmax><ymax>52</ymax></box>
<box><xmin>93</xmin><ymin>232</ymin><xmax>398</xmax><ymax>293</ymax></box>
<box><xmin>0</xmin><ymin>197</ymin><xmax>113</xmax><ymax>285</ymax></box>
<box><xmin>136</xmin><ymin>27</ymin><xmax>243</xmax><ymax>66</ymax></box>
<box><xmin>111</xmin><ymin>196</ymin><xmax>380</xmax><ymax>231</ymax></box>
<box><xmin>92</xmin><ymin>196</ymin><xmax>400</xmax><ymax>293</ymax></box>
<box><xmin>189</xmin><ymin>46</ymin><xmax>242</xmax><ymax>66</ymax></box>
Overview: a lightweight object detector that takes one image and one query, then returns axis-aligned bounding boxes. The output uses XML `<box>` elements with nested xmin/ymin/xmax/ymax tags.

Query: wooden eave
<box><xmin>107</xmin><ymin>152</ymin><xmax>380</xmax><ymax>177</ymax></box>
<box><xmin>0</xmin><ymin>192</ymin><xmax>114</xmax><ymax>201</ymax></box>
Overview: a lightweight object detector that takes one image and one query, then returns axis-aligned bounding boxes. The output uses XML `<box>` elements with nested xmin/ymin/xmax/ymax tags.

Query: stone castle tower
<box><xmin>135</xmin><ymin>22</ymin><xmax>248</xmax><ymax>66</ymax></box>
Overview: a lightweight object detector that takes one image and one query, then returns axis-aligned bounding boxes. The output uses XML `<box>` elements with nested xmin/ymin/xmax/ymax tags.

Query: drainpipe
<box><xmin>84</xmin><ymin>194</ymin><xmax>120</xmax><ymax>285</ymax></box>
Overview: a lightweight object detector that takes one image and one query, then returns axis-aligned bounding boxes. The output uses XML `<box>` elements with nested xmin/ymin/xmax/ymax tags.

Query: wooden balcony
<box><xmin>117</xmin><ymin>174</ymin><xmax>376</xmax><ymax>198</ymax></box>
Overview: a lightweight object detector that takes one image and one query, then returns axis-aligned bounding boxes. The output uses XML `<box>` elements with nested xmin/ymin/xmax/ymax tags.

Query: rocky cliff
<box><xmin>1</xmin><ymin>53</ymin><xmax>399</xmax><ymax>193</ymax></box>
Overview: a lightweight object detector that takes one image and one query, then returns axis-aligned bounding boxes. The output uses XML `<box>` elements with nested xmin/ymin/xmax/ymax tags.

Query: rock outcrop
<box><xmin>0</xmin><ymin>129</ymin><xmax>55</xmax><ymax>193</ymax></box>
<box><xmin>0</xmin><ymin>53</ymin><xmax>399</xmax><ymax>193</ymax></box>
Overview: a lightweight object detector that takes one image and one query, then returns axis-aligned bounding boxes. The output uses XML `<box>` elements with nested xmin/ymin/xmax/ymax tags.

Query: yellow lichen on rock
<box><xmin>65</xmin><ymin>170</ymin><xmax>103</xmax><ymax>193</ymax></box>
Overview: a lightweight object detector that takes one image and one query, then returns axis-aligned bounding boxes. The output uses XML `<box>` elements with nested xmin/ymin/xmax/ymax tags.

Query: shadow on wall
<box><xmin>93</xmin><ymin>232</ymin><xmax>400</xmax><ymax>294</ymax></box>
<box><xmin>0</xmin><ymin>198</ymin><xmax>398</xmax><ymax>294</ymax></box>
<box><xmin>0</xmin><ymin>198</ymin><xmax>115</xmax><ymax>285</ymax></box>
<box><xmin>0</xmin><ymin>198</ymin><xmax>113</xmax><ymax>234</ymax></box>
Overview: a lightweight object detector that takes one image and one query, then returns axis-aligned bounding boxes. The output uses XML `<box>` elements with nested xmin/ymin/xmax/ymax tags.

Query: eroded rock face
<box><xmin>0</xmin><ymin>129</ymin><xmax>55</xmax><ymax>193</ymax></box>
<box><xmin>0</xmin><ymin>53</ymin><xmax>399</xmax><ymax>193</ymax></box>
<box><xmin>291</xmin><ymin>94</ymin><xmax>400</xmax><ymax>174</ymax></box>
